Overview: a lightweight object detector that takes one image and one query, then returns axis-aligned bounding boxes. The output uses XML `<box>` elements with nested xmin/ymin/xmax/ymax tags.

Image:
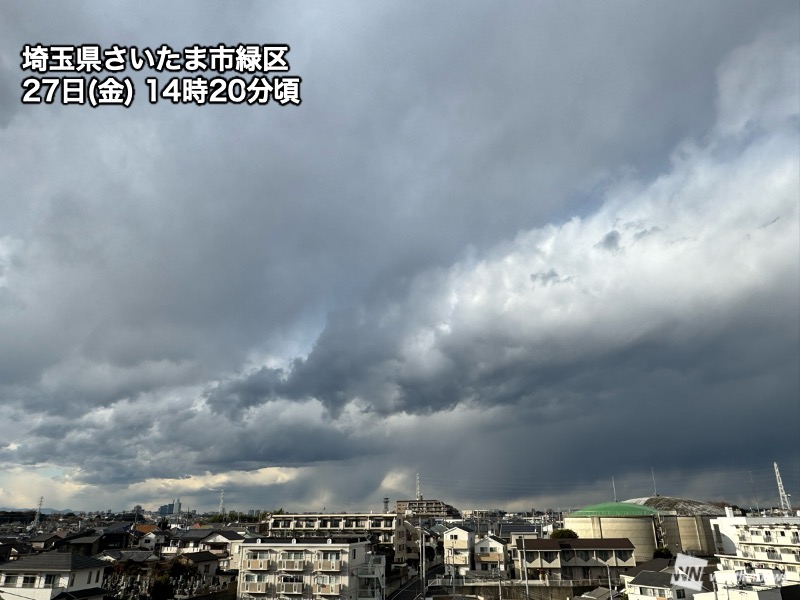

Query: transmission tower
<box><xmin>774</xmin><ymin>462</ymin><xmax>792</xmax><ymax>514</ymax></box>
<box><xmin>416</xmin><ymin>472</ymin><xmax>421</xmax><ymax>501</ymax></box>
<box><xmin>219</xmin><ymin>490</ymin><xmax>225</xmax><ymax>515</ymax></box>
<box><xmin>34</xmin><ymin>496</ymin><xmax>43</xmax><ymax>528</ymax></box>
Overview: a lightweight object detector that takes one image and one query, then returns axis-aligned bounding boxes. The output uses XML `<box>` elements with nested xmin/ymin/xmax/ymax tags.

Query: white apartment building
<box><xmin>624</xmin><ymin>570</ymin><xmax>708</xmax><ymax>600</ymax></box>
<box><xmin>237</xmin><ymin>536</ymin><xmax>386</xmax><ymax>600</ymax></box>
<box><xmin>265</xmin><ymin>513</ymin><xmax>415</xmax><ymax>564</ymax></box>
<box><xmin>514</xmin><ymin>538</ymin><xmax>636</xmax><ymax>584</ymax></box>
<box><xmin>0</xmin><ymin>553</ymin><xmax>108</xmax><ymax>600</ymax></box>
<box><xmin>711</xmin><ymin>513</ymin><xmax>800</xmax><ymax>584</ymax></box>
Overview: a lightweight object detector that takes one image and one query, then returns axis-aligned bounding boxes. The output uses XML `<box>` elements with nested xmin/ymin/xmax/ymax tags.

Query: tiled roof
<box><xmin>620</xmin><ymin>558</ymin><xmax>674</xmax><ymax>578</ymax></box>
<box><xmin>629</xmin><ymin>571</ymin><xmax>674</xmax><ymax>588</ymax></box>
<box><xmin>174</xmin><ymin>528</ymin><xmax>220</xmax><ymax>540</ymax></box>
<box><xmin>206</xmin><ymin>530</ymin><xmax>245</xmax><ymax>541</ymax></box>
<box><xmin>98</xmin><ymin>550</ymin><xmax>159</xmax><ymax>562</ymax></box>
<box><xmin>0</xmin><ymin>552</ymin><xmax>108</xmax><ymax>572</ymax></box>
<box><xmin>516</xmin><ymin>538</ymin><xmax>634</xmax><ymax>550</ymax></box>
<box><xmin>181</xmin><ymin>551</ymin><xmax>220</xmax><ymax>563</ymax></box>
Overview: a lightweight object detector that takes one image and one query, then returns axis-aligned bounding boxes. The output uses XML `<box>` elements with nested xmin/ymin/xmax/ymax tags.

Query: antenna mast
<box><xmin>651</xmin><ymin>467</ymin><xmax>658</xmax><ymax>496</ymax></box>
<box><xmin>612</xmin><ymin>477</ymin><xmax>618</xmax><ymax>502</ymax></box>
<box><xmin>775</xmin><ymin>462</ymin><xmax>791</xmax><ymax>514</ymax></box>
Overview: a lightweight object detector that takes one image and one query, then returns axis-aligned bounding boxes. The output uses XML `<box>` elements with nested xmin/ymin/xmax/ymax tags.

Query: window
<box><xmin>203</xmin><ymin>565</ymin><xmax>210</xmax><ymax>573</ymax></box>
<box><xmin>87</xmin><ymin>572</ymin><xmax>92</xmax><ymax>584</ymax></box>
<box><xmin>352</xmin><ymin>549</ymin><xmax>356</xmax><ymax>559</ymax></box>
<box><xmin>677</xmin><ymin>590</ymin><xmax>686</xmax><ymax>599</ymax></box>
<box><xmin>3</xmin><ymin>575</ymin><xmax>17</xmax><ymax>586</ymax></box>
<box><xmin>95</xmin><ymin>570</ymin><xmax>100</xmax><ymax>583</ymax></box>
<box><xmin>22</xmin><ymin>575</ymin><xmax>35</xmax><ymax>588</ymax></box>
<box><xmin>44</xmin><ymin>574</ymin><xmax>57</xmax><ymax>587</ymax></box>
<box><xmin>69</xmin><ymin>574</ymin><xmax>75</xmax><ymax>587</ymax></box>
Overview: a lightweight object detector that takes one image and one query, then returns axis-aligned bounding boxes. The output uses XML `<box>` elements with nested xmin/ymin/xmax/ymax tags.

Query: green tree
<box><xmin>151</xmin><ymin>576</ymin><xmax>173</xmax><ymax>600</ymax></box>
<box><xmin>653</xmin><ymin>546</ymin><xmax>673</xmax><ymax>559</ymax></box>
<box><xmin>550</xmin><ymin>528</ymin><xmax>579</xmax><ymax>539</ymax></box>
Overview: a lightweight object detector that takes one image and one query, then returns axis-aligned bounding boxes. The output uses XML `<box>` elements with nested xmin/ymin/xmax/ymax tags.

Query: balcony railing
<box><xmin>279</xmin><ymin>582</ymin><xmax>304</xmax><ymax>594</ymax></box>
<box><xmin>314</xmin><ymin>560</ymin><xmax>340</xmax><ymax>572</ymax></box>
<box><xmin>476</xmin><ymin>553</ymin><xmax>505</xmax><ymax>563</ymax></box>
<box><xmin>279</xmin><ymin>560</ymin><xmax>306</xmax><ymax>571</ymax></box>
<box><xmin>314</xmin><ymin>583</ymin><xmax>341</xmax><ymax>594</ymax></box>
<box><xmin>247</xmin><ymin>559</ymin><xmax>270</xmax><ymax>570</ymax></box>
<box><xmin>244</xmin><ymin>582</ymin><xmax>270</xmax><ymax>593</ymax></box>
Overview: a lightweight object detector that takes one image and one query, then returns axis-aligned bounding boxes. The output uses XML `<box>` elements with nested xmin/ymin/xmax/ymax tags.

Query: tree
<box><xmin>151</xmin><ymin>576</ymin><xmax>173</xmax><ymax>600</ymax></box>
<box><xmin>157</xmin><ymin>517</ymin><xmax>169</xmax><ymax>530</ymax></box>
<box><xmin>550</xmin><ymin>529</ymin><xmax>579</xmax><ymax>539</ymax></box>
<box><xmin>653</xmin><ymin>546</ymin><xmax>673</xmax><ymax>559</ymax></box>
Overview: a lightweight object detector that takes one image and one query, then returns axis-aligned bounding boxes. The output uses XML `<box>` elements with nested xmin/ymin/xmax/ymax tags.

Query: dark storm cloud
<box><xmin>0</xmin><ymin>1</ymin><xmax>798</xmax><ymax>511</ymax></box>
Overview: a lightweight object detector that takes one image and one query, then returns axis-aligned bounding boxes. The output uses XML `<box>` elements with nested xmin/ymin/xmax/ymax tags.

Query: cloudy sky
<box><xmin>0</xmin><ymin>1</ymin><xmax>798</xmax><ymax>515</ymax></box>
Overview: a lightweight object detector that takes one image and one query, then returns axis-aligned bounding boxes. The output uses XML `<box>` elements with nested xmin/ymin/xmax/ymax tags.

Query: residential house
<box><xmin>0</xmin><ymin>553</ymin><xmax>108</xmax><ymax>600</ymax></box>
<box><xmin>199</xmin><ymin>530</ymin><xmax>248</xmax><ymax>571</ymax></box>
<box><xmin>474</xmin><ymin>535</ymin><xmax>508</xmax><ymax>574</ymax></box>
<box><xmin>138</xmin><ymin>528</ymin><xmax>172</xmax><ymax>554</ymax></box>
<box><xmin>443</xmin><ymin>525</ymin><xmax>476</xmax><ymax>577</ymax></box>
<box><xmin>180</xmin><ymin>551</ymin><xmax>220</xmax><ymax>578</ymax></box>
<box><xmin>163</xmin><ymin>528</ymin><xmax>218</xmax><ymax>557</ymax></box>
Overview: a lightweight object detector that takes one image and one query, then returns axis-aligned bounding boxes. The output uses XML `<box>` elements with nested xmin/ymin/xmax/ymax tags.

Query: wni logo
<box><xmin>671</xmin><ymin>554</ymin><xmax>708</xmax><ymax>591</ymax></box>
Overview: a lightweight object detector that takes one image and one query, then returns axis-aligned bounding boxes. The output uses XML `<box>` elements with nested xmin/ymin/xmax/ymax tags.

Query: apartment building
<box><xmin>514</xmin><ymin>538</ymin><xmax>636</xmax><ymax>583</ymax></box>
<box><xmin>395</xmin><ymin>499</ymin><xmax>460</xmax><ymax>519</ymax></box>
<box><xmin>624</xmin><ymin>570</ymin><xmax>709</xmax><ymax>600</ymax></box>
<box><xmin>264</xmin><ymin>513</ymin><xmax>416</xmax><ymax>563</ymax></box>
<box><xmin>711</xmin><ymin>513</ymin><xmax>800</xmax><ymax>584</ymax></box>
<box><xmin>236</xmin><ymin>536</ymin><xmax>385</xmax><ymax>600</ymax></box>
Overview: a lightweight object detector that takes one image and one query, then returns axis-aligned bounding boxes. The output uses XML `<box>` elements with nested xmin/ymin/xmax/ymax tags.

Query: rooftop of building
<box><xmin>516</xmin><ymin>537</ymin><xmax>635</xmax><ymax>550</ymax></box>
<box><xmin>0</xmin><ymin>552</ymin><xmax>108</xmax><ymax>572</ymax></box>
<box><xmin>624</xmin><ymin>496</ymin><xmax>726</xmax><ymax>516</ymax></box>
<box><xmin>571</xmin><ymin>502</ymin><xmax>662</xmax><ymax>517</ymax></box>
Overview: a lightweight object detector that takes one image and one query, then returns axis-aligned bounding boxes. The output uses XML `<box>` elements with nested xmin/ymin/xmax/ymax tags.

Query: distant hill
<box><xmin>0</xmin><ymin>507</ymin><xmax>77</xmax><ymax>515</ymax></box>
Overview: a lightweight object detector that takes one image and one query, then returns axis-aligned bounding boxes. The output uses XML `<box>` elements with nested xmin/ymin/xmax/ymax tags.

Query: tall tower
<box><xmin>33</xmin><ymin>496</ymin><xmax>43</xmax><ymax>528</ymax></box>
<box><xmin>383</xmin><ymin>497</ymin><xmax>390</xmax><ymax>512</ymax></box>
<box><xmin>219</xmin><ymin>490</ymin><xmax>225</xmax><ymax>515</ymax></box>
<box><xmin>416</xmin><ymin>473</ymin><xmax>421</xmax><ymax>501</ymax></box>
<box><xmin>775</xmin><ymin>462</ymin><xmax>792</xmax><ymax>514</ymax></box>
